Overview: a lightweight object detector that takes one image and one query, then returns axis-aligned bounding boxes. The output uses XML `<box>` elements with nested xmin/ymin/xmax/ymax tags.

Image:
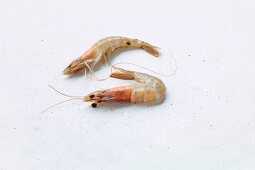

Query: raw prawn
<box><xmin>63</xmin><ymin>36</ymin><xmax>160</xmax><ymax>75</ymax></box>
<box><xmin>84</xmin><ymin>66</ymin><xmax>166</xmax><ymax>107</ymax></box>
<box><xmin>44</xmin><ymin>66</ymin><xmax>166</xmax><ymax>112</ymax></box>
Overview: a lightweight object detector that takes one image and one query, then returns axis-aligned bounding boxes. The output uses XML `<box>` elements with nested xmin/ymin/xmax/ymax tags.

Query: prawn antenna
<box><xmin>112</xmin><ymin>60</ymin><xmax>177</xmax><ymax>77</ymax></box>
<box><xmin>111</xmin><ymin>46</ymin><xmax>177</xmax><ymax>77</ymax></box>
<box><xmin>41</xmin><ymin>98</ymin><xmax>83</xmax><ymax>113</ymax></box>
<box><xmin>47</xmin><ymin>84</ymin><xmax>83</xmax><ymax>98</ymax></box>
<box><xmin>41</xmin><ymin>85</ymin><xmax>84</xmax><ymax>113</ymax></box>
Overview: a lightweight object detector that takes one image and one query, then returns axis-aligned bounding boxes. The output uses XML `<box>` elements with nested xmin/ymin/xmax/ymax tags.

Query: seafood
<box><xmin>83</xmin><ymin>66</ymin><xmax>166</xmax><ymax>107</ymax></box>
<box><xmin>43</xmin><ymin>66</ymin><xmax>166</xmax><ymax>112</ymax></box>
<box><xmin>63</xmin><ymin>36</ymin><xmax>160</xmax><ymax>75</ymax></box>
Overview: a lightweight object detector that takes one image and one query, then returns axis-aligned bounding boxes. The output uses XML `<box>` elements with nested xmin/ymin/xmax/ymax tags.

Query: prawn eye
<box><xmin>89</xmin><ymin>94</ymin><xmax>95</xmax><ymax>98</ymax></box>
<box><xmin>67</xmin><ymin>63</ymin><xmax>72</xmax><ymax>68</ymax></box>
<box><xmin>126</xmin><ymin>42</ymin><xmax>131</xmax><ymax>45</ymax></box>
<box><xmin>91</xmin><ymin>103</ymin><xmax>97</xmax><ymax>108</ymax></box>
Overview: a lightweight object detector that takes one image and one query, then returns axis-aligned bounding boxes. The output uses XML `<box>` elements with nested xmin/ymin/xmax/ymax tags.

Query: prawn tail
<box><xmin>110</xmin><ymin>66</ymin><xmax>135</xmax><ymax>80</ymax></box>
<box><xmin>141</xmin><ymin>42</ymin><xmax>160</xmax><ymax>57</ymax></box>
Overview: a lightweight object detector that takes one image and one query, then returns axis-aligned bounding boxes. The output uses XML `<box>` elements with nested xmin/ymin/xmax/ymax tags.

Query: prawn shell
<box><xmin>63</xmin><ymin>36</ymin><xmax>160</xmax><ymax>75</ymax></box>
<box><xmin>100</xmin><ymin>86</ymin><xmax>132</xmax><ymax>102</ymax></box>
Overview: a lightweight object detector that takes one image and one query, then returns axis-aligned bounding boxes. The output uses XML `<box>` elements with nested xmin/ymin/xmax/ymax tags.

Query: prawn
<box><xmin>63</xmin><ymin>36</ymin><xmax>160</xmax><ymax>75</ymax></box>
<box><xmin>43</xmin><ymin>66</ymin><xmax>166</xmax><ymax>112</ymax></box>
<box><xmin>84</xmin><ymin>66</ymin><xmax>166</xmax><ymax>107</ymax></box>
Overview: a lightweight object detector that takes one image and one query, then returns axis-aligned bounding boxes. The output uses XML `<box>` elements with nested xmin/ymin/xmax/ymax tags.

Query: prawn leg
<box><xmin>101</xmin><ymin>50</ymin><xmax>111</xmax><ymax>66</ymax></box>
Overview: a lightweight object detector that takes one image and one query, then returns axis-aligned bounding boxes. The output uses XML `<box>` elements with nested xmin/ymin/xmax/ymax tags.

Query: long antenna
<box><xmin>48</xmin><ymin>84</ymin><xmax>83</xmax><ymax>98</ymax></box>
<box><xmin>112</xmin><ymin>61</ymin><xmax>177</xmax><ymax>77</ymax></box>
<box><xmin>41</xmin><ymin>98</ymin><xmax>83</xmax><ymax>113</ymax></box>
<box><xmin>42</xmin><ymin>85</ymin><xmax>84</xmax><ymax>113</ymax></box>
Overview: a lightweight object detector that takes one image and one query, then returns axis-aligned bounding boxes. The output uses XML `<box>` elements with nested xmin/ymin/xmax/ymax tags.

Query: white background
<box><xmin>0</xmin><ymin>0</ymin><xmax>255</xmax><ymax>169</ymax></box>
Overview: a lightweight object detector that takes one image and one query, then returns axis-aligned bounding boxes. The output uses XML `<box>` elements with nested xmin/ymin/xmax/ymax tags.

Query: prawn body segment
<box><xmin>131</xmin><ymin>82</ymin><xmax>166</xmax><ymax>104</ymax></box>
<box><xmin>63</xmin><ymin>36</ymin><xmax>160</xmax><ymax>75</ymax></box>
